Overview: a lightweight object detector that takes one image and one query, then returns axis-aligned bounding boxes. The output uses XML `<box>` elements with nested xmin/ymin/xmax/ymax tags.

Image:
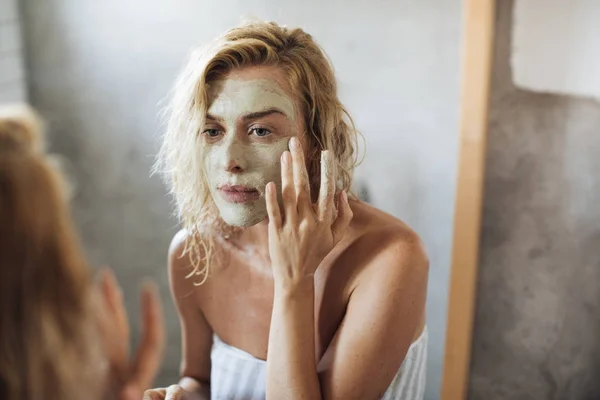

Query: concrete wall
<box><xmin>0</xmin><ymin>0</ymin><xmax>26</xmax><ymax>102</ymax></box>
<box><xmin>512</xmin><ymin>0</ymin><xmax>600</xmax><ymax>101</ymax></box>
<box><xmin>20</xmin><ymin>1</ymin><xmax>461</xmax><ymax>398</ymax></box>
<box><xmin>469</xmin><ymin>1</ymin><xmax>600</xmax><ymax>399</ymax></box>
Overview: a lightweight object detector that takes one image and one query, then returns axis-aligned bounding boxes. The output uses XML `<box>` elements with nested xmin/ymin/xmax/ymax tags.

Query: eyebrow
<box><xmin>242</xmin><ymin>108</ymin><xmax>289</xmax><ymax>121</ymax></box>
<box><xmin>205</xmin><ymin>107</ymin><xmax>289</xmax><ymax>122</ymax></box>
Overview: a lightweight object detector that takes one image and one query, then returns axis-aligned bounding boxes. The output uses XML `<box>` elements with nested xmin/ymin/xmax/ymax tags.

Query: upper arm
<box><xmin>317</xmin><ymin>231</ymin><xmax>429</xmax><ymax>400</ymax></box>
<box><xmin>168</xmin><ymin>230</ymin><xmax>213</xmax><ymax>382</ymax></box>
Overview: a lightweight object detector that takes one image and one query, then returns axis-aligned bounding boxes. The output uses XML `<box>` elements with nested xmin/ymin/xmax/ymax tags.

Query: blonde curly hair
<box><xmin>154</xmin><ymin>20</ymin><xmax>362</xmax><ymax>284</ymax></box>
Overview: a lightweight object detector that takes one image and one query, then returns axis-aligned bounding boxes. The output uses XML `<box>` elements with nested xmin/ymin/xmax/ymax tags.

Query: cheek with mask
<box><xmin>204</xmin><ymin>137</ymin><xmax>291</xmax><ymax>227</ymax></box>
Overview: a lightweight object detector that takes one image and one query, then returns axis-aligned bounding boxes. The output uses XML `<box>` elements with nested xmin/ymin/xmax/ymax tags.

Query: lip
<box><xmin>218</xmin><ymin>185</ymin><xmax>260</xmax><ymax>204</ymax></box>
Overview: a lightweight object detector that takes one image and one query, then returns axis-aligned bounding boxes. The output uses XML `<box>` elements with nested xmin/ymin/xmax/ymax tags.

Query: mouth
<box><xmin>218</xmin><ymin>185</ymin><xmax>261</xmax><ymax>204</ymax></box>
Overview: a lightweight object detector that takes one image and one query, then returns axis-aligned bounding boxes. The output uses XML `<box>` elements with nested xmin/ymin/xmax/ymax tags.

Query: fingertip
<box><xmin>103</xmin><ymin>268</ymin><xmax>121</xmax><ymax>294</ymax></box>
<box><xmin>166</xmin><ymin>385</ymin><xmax>184</xmax><ymax>400</ymax></box>
<box><xmin>266</xmin><ymin>182</ymin><xmax>278</xmax><ymax>204</ymax></box>
<box><xmin>141</xmin><ymin>279</ymin><xmax>159</xmax><ymax>299</ymax></box>
<box><xmin>97</xmin><ymin>268</ymin><xmax>118</xmax><ymax>305</ymax></box>
<box><xmin>289</xmin><ymin>136</ymin><xmax>301</xmax><ymax>151</ymax></box>
<box><xmin>345</xmin><ymin>205</ymin><xmax>354</xmax><ymax>223</ymax></box>
<box><xmin>103</xmin><ymin>266</ymin><xmax>117</xmax><ymax>282</ymax></box>
<box><xmin>336</xmin><ymin>191</ymin><xmax>351</xmax><ymax>219</ymax></box>
<box><xmin>95</xmin><ymin>267</ymin><xmax>110</xmax><ymax>288</ymax></box>
<box><xmin>342</xmin><ymin>190</ymin><xmax>348</xmax><ymax>201</ymax></box>
<box><xmin>141</xmin><ymin>283</ymin><xmax>161</xmax><ymax>317</ymax></box>
<box><xmin>342</xmin><ymin>191</ymin><xmax>350</xmax><ymax>210</ymax></box>
<box><xmin>265</xmin><ymin>182</ymin><xmax>275</xmax><ymax>209</ymax></box>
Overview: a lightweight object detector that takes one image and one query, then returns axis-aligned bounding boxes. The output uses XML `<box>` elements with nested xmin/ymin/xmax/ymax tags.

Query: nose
<box><xmin>221</xmin><ymin>137</ymin><xmax>245</xmax><ymax>174</ymax></box>
<box><xmin>225</xmin><ymin>158</ymin><xmax>243</xmax><ymax>173</ymax></box>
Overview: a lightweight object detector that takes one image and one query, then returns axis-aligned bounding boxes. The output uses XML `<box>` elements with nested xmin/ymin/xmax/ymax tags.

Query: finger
<box><xmin>99</xmin><ymin>268</ymin><xmax>130</xmax><ymax>370</ymax></box>
<box><xmin>129</xmin><ymin>282</ymin><xmax>165</xmax><ymax>390</ymax></box>
<box><xmin>265</xmin><ymin>182</ymin><xmax>282</xmax><ymax>230</ymax></box>
<box><xmin>92</xmin><ymin>275</ymin><xmax>110</xmax><ymax>332</ymax></box>
<box><xmin>143</xmin><ymin>388</ymin><xmax>166</xmax><ymax>400</ymax></box>
<box><xmin>289</xmin><ymin>137</ymin><xmax>312</xmax><ymax>217</ymax></box>
<box><xmin>165</xmin><ymin>385</ymin><xmax>184</xmax><ymax>400</ymax></box>
<box><xmin>280</xmin><ymin>150</ymin><xmax>296</xmax><ymax>222</ymax></box>
<box><xmin>100</xmin><ymin>268</ymin><xmax>130</xmax><ymax>340</ymax></box>
<box><xmin>317</xmin><ymin>150</ymin><xmax>336</xmax><ymax>222</ymax></box>
<box><xmin>331</xmin><ymin>191</ymin><xmax>353</xmax><ymax>244</ymax></box>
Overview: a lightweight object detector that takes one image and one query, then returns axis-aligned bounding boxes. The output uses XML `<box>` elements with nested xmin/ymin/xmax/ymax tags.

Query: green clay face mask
<box><xmin>202</xmin><ymin>77</ymin><xmax>298</xmax><ymax>227</ymax></box>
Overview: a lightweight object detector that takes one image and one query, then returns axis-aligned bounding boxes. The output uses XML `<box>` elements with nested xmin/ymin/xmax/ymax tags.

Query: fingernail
<box><xmin>282</xmin><ymin>151</ymin><xmax>290</xmax><ymax>164</ymax></box>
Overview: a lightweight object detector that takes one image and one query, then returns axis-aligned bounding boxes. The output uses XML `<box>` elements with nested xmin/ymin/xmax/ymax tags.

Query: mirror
<box><xmin>5</xmin><ymin>0</ymin><xmax>469</xmax><ymax>398</ymax></box>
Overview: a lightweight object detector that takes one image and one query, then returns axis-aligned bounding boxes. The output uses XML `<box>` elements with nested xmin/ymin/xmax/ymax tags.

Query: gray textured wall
<box><xmin>20</xmin><ymin>1</ymin><xmax>461</xmax><ymax>398</ymax></box>
<box><xmin>0</xmin><ymin>0</ymin><xmax>27</xmax><ymax>102</ymax></box>
<box><xmin>470</xmin><ymin>1</ymin><xmax>600</xmax><ymax>399</ymax></box>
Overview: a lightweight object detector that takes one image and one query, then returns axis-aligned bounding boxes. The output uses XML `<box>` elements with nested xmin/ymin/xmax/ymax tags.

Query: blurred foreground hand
<box><xmin>96</xmin><ymin>268</ymin><xmax>166</xmax><ymax>400</ymax></box>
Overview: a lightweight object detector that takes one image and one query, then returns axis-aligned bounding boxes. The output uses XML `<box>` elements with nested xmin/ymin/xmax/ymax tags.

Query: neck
<box><xmin>228</xmin><ymin>218</ymin><xmax>272</xmax><ymax>273</ymax></box>
<box><xmin>240</xmin><ymin>218</ymin><xmax>270</xmax><ymax>247</ymax></box>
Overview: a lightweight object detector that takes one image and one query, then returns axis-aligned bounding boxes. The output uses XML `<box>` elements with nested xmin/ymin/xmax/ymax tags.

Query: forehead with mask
<box><xmin>200</xmin><ymin>66</ymin><xmax>305</xmax><ymax>227</ymax></box>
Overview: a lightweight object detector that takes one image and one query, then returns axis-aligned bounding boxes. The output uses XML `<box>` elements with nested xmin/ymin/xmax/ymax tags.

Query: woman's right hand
<box><xmin>144</xmin><ymin>377</ymin><xmax>210</xmax><ymax>400</ymax></box>
<box><xmin>143</xmin><ymin>385</ymin><xmax>186</xmax><ymax>400</ymax></box>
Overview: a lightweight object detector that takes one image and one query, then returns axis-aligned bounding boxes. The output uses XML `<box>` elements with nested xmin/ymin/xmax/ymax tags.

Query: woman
<box><xmin>0</xmin><ymin>104</ymin><xmax>165</xmax><ymax>400</ymax></box>
<box><xmin>147</xmin><ymin>20</ymin><xmax>429</xmax><ymax>400</ymax></box>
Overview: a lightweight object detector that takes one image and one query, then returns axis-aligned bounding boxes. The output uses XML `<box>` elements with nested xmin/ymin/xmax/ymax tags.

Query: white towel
<box><xmin>210</xmin><ymin>327</ymin><xmax>428</xmax><ymax>400</ymax></box>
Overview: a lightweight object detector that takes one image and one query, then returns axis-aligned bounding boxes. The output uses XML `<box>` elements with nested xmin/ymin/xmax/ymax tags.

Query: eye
<box><xmin>250</xmin><ymin>127</ymin><xmax>272</xmax><ymax>137</ymax></box>
<box><xmin>202</xmin><ymin>128</ymin><xmax>221</xmax><ymax>137</ymax></box>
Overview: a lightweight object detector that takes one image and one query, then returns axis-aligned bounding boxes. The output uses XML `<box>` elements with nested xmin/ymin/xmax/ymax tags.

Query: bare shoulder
<box><xmin>347</xmin><ymin>200</ymin><xmax>429</xmax><ymax>261</ymax></box>
<box><xmin>344</xmin><ymin>199</ymin><xmax>429</xmax><ymax>285</ymax></box>
<box><xmin>167</xmin><ymin>229</ymin><xmax>203</xmax><ymax>301</ymax></box>
<box><xmin>342</xmin><ymin>200</ymin><xmax>429</xmax><ymax>338</ymax></box>
<box><xmin>168</xmin><ymin>228</ymin><xmax>190</xmax><ymax>264</ymax></box>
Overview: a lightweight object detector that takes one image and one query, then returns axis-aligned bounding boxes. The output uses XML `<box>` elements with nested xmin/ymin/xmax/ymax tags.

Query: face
<box><xmin>201</xmin><ymin>66</ymin><xmax>304</xmax><ymax>227</ymax></box>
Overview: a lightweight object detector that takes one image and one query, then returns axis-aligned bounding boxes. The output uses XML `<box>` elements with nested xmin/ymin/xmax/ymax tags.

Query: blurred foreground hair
<box><xmin>0</xmin><ymin>104</ymin><xmax>102</xmax><ymax>400</ymax></box>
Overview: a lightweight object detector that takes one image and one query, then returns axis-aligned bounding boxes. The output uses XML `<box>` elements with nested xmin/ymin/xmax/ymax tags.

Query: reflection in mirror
<box><xmin>2</xmin><ymin>1</ymin><xmax>464</xmax><ymax>399</ymax></box>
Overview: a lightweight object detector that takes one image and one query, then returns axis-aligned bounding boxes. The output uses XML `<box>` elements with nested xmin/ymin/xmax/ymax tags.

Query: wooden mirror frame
<box><xmin>441</xmin><ymin>0</ymin><xmax>496</xmax><ymax>399</ymax></box>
